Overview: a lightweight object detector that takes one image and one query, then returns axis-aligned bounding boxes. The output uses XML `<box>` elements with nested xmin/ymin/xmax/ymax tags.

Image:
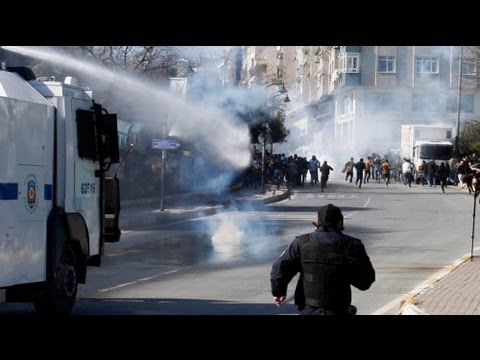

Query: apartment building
<box><xmin>230</xmin><ymin>46</ymin><xmax>480</xmax><ymax>159</ymax></box>
<box><xmin>330</xmin><ymin>46</ymin><xmax>480</xmax><ymax>156</ymax></box>
<box><xmin>230</xmin><ymin>46</ymin><xmax>335</xmax><ymax>157</ymax></box>
<box><xmin>288</xmin><ymin>46</ymin><xmax>335</xmax><ymax>157</ymax></box>
<box><xmin>226</xmin><ymin>46</ymin><xmax>323</xmax><ymax>156</ymax></box>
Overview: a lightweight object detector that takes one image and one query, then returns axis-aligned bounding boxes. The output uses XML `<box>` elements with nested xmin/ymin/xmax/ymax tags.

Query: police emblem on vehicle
<box><xmin>24</xmin><ymin>174</ymin><xmax>39</xmax><ymax>213</ymax></box>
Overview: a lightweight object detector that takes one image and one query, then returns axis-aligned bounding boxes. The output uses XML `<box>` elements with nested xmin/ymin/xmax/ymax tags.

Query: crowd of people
<box><xmin>241</xmin><ymin>148</ymin><xmax>480</xmax><ymax>196</ymax></box>
<box><xmin>241</xmin><ymin>150</ymin><xmax>337</xmax><ymax>192</ymax></box>
<box><xmin>340</xmin><ymin>152</ymin><xmax>480</xmax><ymax>194</ymax></box>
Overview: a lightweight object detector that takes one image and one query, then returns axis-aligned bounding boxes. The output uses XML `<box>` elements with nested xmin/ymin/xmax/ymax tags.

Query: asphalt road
<box><xmin>1</xmin><ymin>176</ymin><xmax>473</xmax><ymax>315</ymax></box>
<box><xmin>71</xmin><ymin>176</ymin><xmax>474</xmax><ymax>315</ymax></box>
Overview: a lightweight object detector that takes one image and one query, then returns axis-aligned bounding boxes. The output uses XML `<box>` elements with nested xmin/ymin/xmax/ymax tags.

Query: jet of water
<box><xmin>2</xmin><ymin>46</ymin><xmax>252</xmax><ymax>170</ymax></box>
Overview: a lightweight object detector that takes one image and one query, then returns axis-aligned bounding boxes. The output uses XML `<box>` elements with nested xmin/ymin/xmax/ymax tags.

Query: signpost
<box><xmin>152</xmin><ymin>138</ymin><xmax>182</xmax><ymax>210</ymax></box>
<box><xmin>156</xmin><ymin>77</ymin><xmax>187</xmax><ymax>211</ymax></box>
<box><xmin>152</xmin><ymin>138</ymin><xmax>181</xmax><ymax>150</ymax></box>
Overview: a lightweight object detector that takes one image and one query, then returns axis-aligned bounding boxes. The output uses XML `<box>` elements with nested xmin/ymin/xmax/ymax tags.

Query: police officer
<box><xmin>270</xmin><ymin>203</ymin><xmax>375</xmax><ymax>315</ymax></box>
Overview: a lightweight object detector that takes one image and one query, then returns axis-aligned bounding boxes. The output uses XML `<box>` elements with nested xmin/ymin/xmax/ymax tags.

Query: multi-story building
<box><xmin>235</xmin><ymin>46</ymin><xmax>296</xmax><ymax>94</ymax></box>
<box><xmin>288</xmin><ymin>46</ymin><xmax>335</xmax><ymax>157</ymax></box>
<box><xmin>330</xmin><ymin>46</ymin><xmax>480</xmax><ymax>157</ymax></box>
<box><xmin>232</xmin><ymin>46</ymin><xmax>480</xmax><ymax>160</ymax></box>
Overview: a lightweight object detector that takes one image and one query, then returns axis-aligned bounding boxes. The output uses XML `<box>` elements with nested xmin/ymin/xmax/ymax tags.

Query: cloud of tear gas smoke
<box><xmin>205</xmin><ymin>206</ymin><xmax>285</xmax><ymax>263</ymax></box>
<box><xmin>350</xmin><ymin>47</ymin><xmax>460</xmax><ymax>159</ymax></box>
<box><xmin>274</xmin><ymin>46</ymin><xmax>471</xmax><ymax>174</ymax></box>
<box><xmin>272</xmin><ymin>92</ymin><xmax>346</xmax><ymax>175</ymax></box>
<box><xmin>2</xmin><ymin>46</ymin><xmax>256</xmax><ymax>189</ymax></box>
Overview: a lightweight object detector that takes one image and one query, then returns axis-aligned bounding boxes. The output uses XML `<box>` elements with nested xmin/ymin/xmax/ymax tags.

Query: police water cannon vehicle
<box><xmin>0</xmin><ymin>63</ymin><xmax>121</xmax><ymax>315</ymax></box>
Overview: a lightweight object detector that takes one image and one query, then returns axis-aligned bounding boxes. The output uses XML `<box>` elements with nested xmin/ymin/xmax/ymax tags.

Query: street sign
<box><xmin>258</xmin><ymin>133</ymin><xmax>272</xmax><ymax>145</ymax></box>
<box><xmin>152</xmin><ymin>138</ymin><xmax>181</xmax><ymax>150</ymax></box>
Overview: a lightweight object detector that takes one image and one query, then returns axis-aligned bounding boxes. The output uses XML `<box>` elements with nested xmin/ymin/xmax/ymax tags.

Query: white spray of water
<box><xmin>2</xmin><ymin>46</ymin><xmax>252</xmax><ymax>170</ymax></box>
<box><xmin>3</xmin><ymin>46</ymin><xmax>286</xmax><ymax>249</ymax></box>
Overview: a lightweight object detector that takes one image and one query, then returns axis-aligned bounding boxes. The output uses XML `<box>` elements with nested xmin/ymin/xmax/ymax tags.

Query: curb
<box><xmin>398</xmin><ymin>253</ymin><xmax>472</xmax><ymax>315</ymax></box>
<box><xmin>400</xmin><ymin>303</ymin><xmax>430</xmax><ymax>315</ymax></box>
<box><xmin>120</xmin><ymin>188</ymin><xmax>291</xmax><ymax>230</ymax></box>
<box><xmin>121</xmin><ymin>205</ymin><xmax>223</xmax><ymax>229</ymax></box>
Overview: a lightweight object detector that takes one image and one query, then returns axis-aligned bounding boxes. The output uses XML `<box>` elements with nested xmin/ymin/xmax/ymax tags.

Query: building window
<box><xmin>341</xmin><ymin>95</ymin><xmax>349</xmax><ymax>114</ymax></box>
<box><xmin>339</xmin><ymin>53</ymin><xmax>360</xmax><ymax>73</ymax></box>
<box><xmin>378</xmin><ymin>55</ymin><xmax>396</xmax><ymax>73</ymax></box>
<box><xmin>447</xmin><ymin>94</ymin><xmax>474</xmax><ymax>113</ymax></box>
<box><xmin>453</xmin><ymin>57</ymin><xmax>477</xmax><ymax>75</ymax></box>
<box><xmin>338</xmin><ymin>94</ymin><xmax>354</xmax><ymax>114</ymax></box>
<box><xmin>412</xmin><ymin>93</ymin><xmax>440</xmax><ymax>112</ymax></box>
<box><xmin>365</xmin><ymin>92</ymin><xmax>402</xmax><ymax>111</ymax></box>
<box><xmin>416</xmin><ymin>57</ymin><xmax>439</xmax><ymax>74</ymax></box>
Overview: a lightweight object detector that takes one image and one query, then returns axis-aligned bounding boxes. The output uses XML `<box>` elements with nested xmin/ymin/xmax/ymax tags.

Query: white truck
<box><xmin>0</xmin><ymin>66</ymin><xmax>121</xmax><ymax>315</ymax></box>
<box><xmin>400</xmin><ymin>124</ymin><xmax>454</xmax><ymax>181</ymax></box>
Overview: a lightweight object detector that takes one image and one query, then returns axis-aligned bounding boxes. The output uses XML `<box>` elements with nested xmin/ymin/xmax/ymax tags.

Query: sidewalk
<box><xmin>398</xmin><ymin>184</ymin><xmax>480</xmax><ymax>315</ymax></box>
<box><xmin>119</xmin><ymin>184</ymin><xmax>290</xmax><ymax>230</ymax></box>
<box><xmin>399</xmin><ymin>247</ymin><xmax>480</xmax><ymax>315</ymax></box>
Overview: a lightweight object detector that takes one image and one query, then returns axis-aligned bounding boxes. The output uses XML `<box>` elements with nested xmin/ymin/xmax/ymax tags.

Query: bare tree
<box><xmin>72</xmin><ymin>46</ymin><xmax>227</xmax><ymax>78</ymax></box>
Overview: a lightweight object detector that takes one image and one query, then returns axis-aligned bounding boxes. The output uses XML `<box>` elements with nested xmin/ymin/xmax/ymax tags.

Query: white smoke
<box><xmin>2</xmin><ymin>46</ymin><xmax>252</xmax><ymax>171</ymax></box>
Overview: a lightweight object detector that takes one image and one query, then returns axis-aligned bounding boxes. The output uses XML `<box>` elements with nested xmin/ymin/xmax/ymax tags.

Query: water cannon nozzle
<box><xmin>114</xmin><ymin>143</ymin><xmax>135</xmax><ymax>178</ymax></box>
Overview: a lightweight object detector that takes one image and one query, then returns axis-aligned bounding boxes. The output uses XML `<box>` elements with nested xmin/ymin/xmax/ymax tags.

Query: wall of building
<box><xmin>233</xmin><ymin>46</ymin><xmax>480</xmax><ymax>159</ymax></box>
<box><xmin>332</xmin><ymin>46</ymin><xmax>480</xmax><ymax>156</ymax></box>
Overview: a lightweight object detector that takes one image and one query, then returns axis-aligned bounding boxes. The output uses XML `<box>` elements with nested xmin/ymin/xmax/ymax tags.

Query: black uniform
<box><xmin>319</xmin><ymin>163</ymin><xmax>333</xmax><ymax>192</ymax></box>
<box><xmin>270</xmin><ymin>226</ymin><xmax>375</xmax><ymax>315</ymax></box>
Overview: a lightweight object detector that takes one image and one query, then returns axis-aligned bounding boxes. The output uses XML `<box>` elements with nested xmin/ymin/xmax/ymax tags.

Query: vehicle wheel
<box><xmin>34</xmin><ymin>244</ymin><xmax>78</xmax><ymax>316</ymax></box>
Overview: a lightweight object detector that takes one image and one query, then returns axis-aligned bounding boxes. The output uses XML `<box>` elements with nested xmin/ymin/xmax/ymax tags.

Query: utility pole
<box><xmin>160</xmin><ymin>121</ymin><xmax>166</xmax><ymax>211</ymax></box>
<box><xmin>455</xmin><ymin>46</ymin><xmax>463</xmax><ymax>158</ymax></box>
<box><xmin>261</xmin><ymin>123</ymin><xmax>266</xmax><ymax>194</ymax></box>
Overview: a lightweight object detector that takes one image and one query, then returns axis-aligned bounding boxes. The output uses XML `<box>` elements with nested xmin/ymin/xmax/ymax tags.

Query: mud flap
<box><xmin>104</xmin><ymin>176</ymin><xmax>121</xmax><ymax>243</ymax></box>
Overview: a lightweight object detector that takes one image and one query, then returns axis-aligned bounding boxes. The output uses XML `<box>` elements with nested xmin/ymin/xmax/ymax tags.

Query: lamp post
<box><xmin>261</xmin><ymin>81</ymin><xmax>289</xmax><ymax>193</ymax></box>
<box><xmin>273</xmin><ymin>90</ymin><xmax>291</xmax><ymax>103</ymax></box>
<box><xmin>261</xmin><ymin>122</ymin><xmax>271</xmax><ymax>194</ymax></box>
<box><xmin>455</xmin><ymin>46</ymin><xmax>463</xmax><ymax>158</ymax></box>
<box><xmin>265</xmin><ymin>81</ymin><xmax>290</xmax><ymax>158</ymax></box>
<box><xmin>269</xmin><ymin>84</ymin><xmax>290</xmax><ymax>154</ymax></box>
<box><xmin>267</xmin><ymin>82</ymin><xmax>289</xmax><ymax>100</ymax></box>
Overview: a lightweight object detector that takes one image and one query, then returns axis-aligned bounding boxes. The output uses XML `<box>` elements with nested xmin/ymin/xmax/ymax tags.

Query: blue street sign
<box><xmin>152</xmin><ymin>138</ymin><xmax>181</xmax><ymax>150</ymax></box>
